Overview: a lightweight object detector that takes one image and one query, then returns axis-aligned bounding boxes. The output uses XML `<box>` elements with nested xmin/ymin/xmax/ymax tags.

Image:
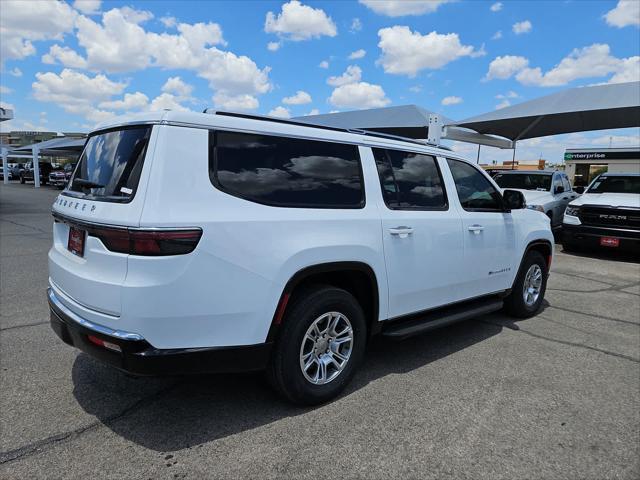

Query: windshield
<box><xmin>588</xmin><ymin>176</ymin><xmax>640</xmax><ymax>194</ymax></box>
<box><xmin>66</xmin><ymin>126</ymin><xmax>151</xmax><ymax>203</ymax></box>
<box><xmin>493</xmin><ymin>173</ymin><xmax>552</xmax><ymax>191</ymax></box>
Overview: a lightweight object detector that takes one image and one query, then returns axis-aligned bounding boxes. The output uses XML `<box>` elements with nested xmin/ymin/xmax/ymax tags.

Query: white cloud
<box><xmin>512</xmin><ymin>20</ymin><xmax>532</xmax><ymax>34</ymax></box>
<box><xmin>42</xmin><ymin>45</ymin><xmax>88</xmax><ymax>69</ymax></box>
<box><xmin>267</xmin><ymin>41</ymin><xmax>281</xmax><ymax>51</ymax></box>
<box><xmin>73</xmin><ymin>0</ymin><xmax>101</xmax><ymax>14</ymax></box>
<box><xmin>0</xmin><ymin>0</ymin><xmax>77</xmax><ymax>63</ymax></box>
<box><xmin>329</xmin><ymin>82</ymin><xmax>390</xmax><ymax>109</ymax></box>
<box><xmin>99</xmin><ymin>92</ymin><xmax>149</xmax><ymax>110</ymax></box>
<box><xmin>327</xmin><ymin>65</ymin><xmax>362</xmax><ymax>86</ymax></box>
<box><xmin>264</xmin><ymin>1</ymin><xmax>337</xmax><ymax>41</ymax></box>
<box><xmin>9</xmin><ymin>67</ymin><xmax>23</xmax><ymax>77</ymax></box>
<box><xmin>608</xmin><ymin>56</ymin><xmax>640</xmax><ymax>83</ymax></box>
<box><xmin>492</xmin><ymin>30</ymin><xmax>503</xmax><ymax>40</ymax></box>
<box><xmin>515</xmin><ymin>44</ymin><xmax>638</xmax><ymax>86</ymax></box>
<box><xmin>148</xmin><ymin>93</ymin><xmax>189</xmax><ymax>112</ymax></box>
<box><xmin>349</xmin><ymin>49</ymin><xmax>366</xmax><ymax>59</ymax></box>
<box><xmin>490</xmin><ymin>2</ymin><xmax>503</xmax><ymax>12</ymax></box>
<box><xmin>485</xmin><ymin>55</ymin><xmax>529</xmax><ymax>80</ymax></box>
<box><xmin>496</xmin><ymin>90</ymin><xmax>519</xmax><ymax>100</ymax></box>
<box><xmin>306</xmin><ymin>108</ymin><xmax>320</xmax><ymax>116</ymax></box>
<box><xmin>359</xmin><ymin>0</ymin><xmax>452</xmax><ymax>17</ymax></box>
<box><xmin>350</xmin><ymin>18</ymin><xmax>362</xmax><ymax>33</ymax></box>
<box><xmin>441</xmin><ymin>95</ymin><xmax>462</xmax><ymax>105</ymax></box>
<box><xmin>32</xmin><ymin>69</ymin><xmax>126</xmax><ymax>124</ymax></box>
<box><xmin>70</xmin><ymin>7</ymin><xmax>270</xmax><ymax>105</ymax></box>
<box><xmin>160</xmin><ymin>16</ymin><xmax>177</xmax><ymax>28</ymax></box>
<box><xmin>377</xmin><ymin>26</ymin><xmax>478</xmax><ymax>76</ymax></box>
<box><xmin>0</xmin><ymin>86</ymin><xmax>13</xmax><ymax>95</ymax></box>
<box><xmin>409</xmin><ymin>85</ymin><xmax>422</xmax><ymax>93</ymax></box>
<box><xmin>605</xmin><ymin>1</ymin><xmax>640</xmax><ymax>28</ymax></box>
<box><xmin>495</xmin><ymin>99</ymin><xmax>511</xmax><ymax>110</ymax></box>
<box><xmin>213</xmin><ymin>92</ymin><xmax>259</xmax><ymax>110</ymax></box>
<box><xmin>319</xmin><ymin>60</ymin><xmax>329</xmax><ymax>69</ymax></box>
<box><xmin>268</xmin><ymin>106</ymin><xmax>291</xmax><ymax>118</ymax></box>
<box><xmin>282</xmin><ymin>90</ymin><xmax>312</xmax><ymax>105</ymax></box>
<box><xmin>161</xmin><ymin>76</ymin><xmax>194</xmax><ymax>98</ymax></box>
<box><xmin>591</xmin><ymin>134</ymin><xmax>640</xmax><ymax>147</ymax></box>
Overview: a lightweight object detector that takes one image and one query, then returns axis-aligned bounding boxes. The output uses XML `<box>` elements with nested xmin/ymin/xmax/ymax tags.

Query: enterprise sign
<box><xmin>564</xmin><ymin>150</ymin><xmax>639</xmax><ymax>161</ymax></box>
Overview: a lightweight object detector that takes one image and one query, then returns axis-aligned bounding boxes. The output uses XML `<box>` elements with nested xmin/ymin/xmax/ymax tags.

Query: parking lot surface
<box><xmin>1</xmin><ymin>182</ymin><xmax>639</xmax><ymax>479</ymax></box>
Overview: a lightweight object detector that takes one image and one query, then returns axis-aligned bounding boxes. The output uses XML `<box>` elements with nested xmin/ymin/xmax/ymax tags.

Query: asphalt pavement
<box><xmin>1</xmin><ymin>182</ymin><xmax>639</xmax><ymax>479</ymax></box>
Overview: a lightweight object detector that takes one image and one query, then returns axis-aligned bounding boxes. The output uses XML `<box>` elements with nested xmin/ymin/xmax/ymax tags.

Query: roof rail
<box><xmin>202</xmin><ymin>109</ymin><xmax>446</xmax><ymax>149</ymax></box>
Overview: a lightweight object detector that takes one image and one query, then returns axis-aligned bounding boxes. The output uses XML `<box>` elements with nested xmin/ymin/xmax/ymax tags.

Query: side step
<box><xmin>381</xmin><ymin>296</ymin><xmax>504</xmax><ymax>340</ymax></box>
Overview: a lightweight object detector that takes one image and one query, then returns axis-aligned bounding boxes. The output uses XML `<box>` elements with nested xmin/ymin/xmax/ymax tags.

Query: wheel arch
<box><xmin>267</xmin><ymin>261</ymin><xmax>380</xmax><ymax>342</ymax></box>
<box><xmin>512</xmin><ymin>239</ymin><xmax>553</xmax><ymax>290</ymax></box>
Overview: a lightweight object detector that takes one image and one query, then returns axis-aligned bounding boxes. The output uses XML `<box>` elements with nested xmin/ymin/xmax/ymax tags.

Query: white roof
<box><xmin>93</xmin><ymin>110</ymin><xmax>467</xmax><ymax>161</ymax></box>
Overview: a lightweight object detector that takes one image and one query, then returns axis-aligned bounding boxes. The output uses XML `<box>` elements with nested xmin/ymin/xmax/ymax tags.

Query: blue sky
<box><xmin>0</xmin><ymin>0</ymin><xmax>638</xmax><ymax>164</ymax></box>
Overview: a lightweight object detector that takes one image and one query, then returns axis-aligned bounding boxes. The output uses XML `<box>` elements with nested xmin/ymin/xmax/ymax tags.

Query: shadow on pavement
<box><xmin>71</xmin><ymin>316</ymin><xmax>505</xmax><ymax>452</ymax></box>
<box><xmin>559</xmin><ymin>245</ymin><xmax>639</xmax><ymax>264</ymax></box>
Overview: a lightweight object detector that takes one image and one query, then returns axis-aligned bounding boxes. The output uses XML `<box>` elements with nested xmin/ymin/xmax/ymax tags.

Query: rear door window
<box><xmin>66</xmin><ymin>126</ymin><xmax>152</xmax><ymax>203</ymax></box>
<box><xmin>210</xmin><ymin>131</ymin><xmax>364</xmax><ymax>208</ymax></box>
<box><xmin>372</xmin><ymin>148</ymin><xmax>447</xmax><ymax>210</ymax></box>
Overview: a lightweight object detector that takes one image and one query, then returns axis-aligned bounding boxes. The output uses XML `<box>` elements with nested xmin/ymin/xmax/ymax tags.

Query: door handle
<box><xmin>389</xmin><ymin>226</ymin><xmax>414</xmax><ymax>238</ymax></box>
<box><xmin>563</xmin><ymin>197</ymin><xmax>569</xmax><ymax>200</ymax></box>
<box><xmin>468</xmin><ymin>224</ymin><xmax>484</xmax><ymax>235</ymax></box>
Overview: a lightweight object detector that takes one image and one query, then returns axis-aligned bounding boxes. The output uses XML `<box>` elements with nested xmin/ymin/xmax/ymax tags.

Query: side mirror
<box><xmin>574</xmin><ymin>186</ymin><xmax>585</xmax><ymax>194</ymax></box>
<box><xmin>555</xmin><ymin>185</ymin><xmax>565</xmax><ymax>194</ymax></box>
<box><xmin>503</xmin><ymin>189</ymin><xmax>526</xmax><ymax>210</ymax></box>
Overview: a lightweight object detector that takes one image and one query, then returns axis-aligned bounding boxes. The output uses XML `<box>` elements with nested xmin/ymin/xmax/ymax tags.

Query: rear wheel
<box><xmin>20</xmin><ymin>174</ymin><xmax>25</xmax><ymax>184</ymax></box>
<box><xmin>504</xmin><ymin>250</ymin><xmax>548</xmax><ymax>318</ymax></box>
<box><xmin>267</xmin><ymin>285</ymin><xmax>366</xmax><ymax>405</ymax></box>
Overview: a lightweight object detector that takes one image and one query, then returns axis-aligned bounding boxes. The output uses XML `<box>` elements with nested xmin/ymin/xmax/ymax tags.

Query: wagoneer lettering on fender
<box><xmin>48</xmin><ymin>110</ymin><xmax>554</xmax><ymax>404</ymax></box>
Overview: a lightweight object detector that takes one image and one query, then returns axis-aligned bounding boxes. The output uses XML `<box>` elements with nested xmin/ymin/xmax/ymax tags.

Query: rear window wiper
<box><xmin>73</xmin><ymin>178</ymin><xmax>104</xmax><ymax>189</ymax></box>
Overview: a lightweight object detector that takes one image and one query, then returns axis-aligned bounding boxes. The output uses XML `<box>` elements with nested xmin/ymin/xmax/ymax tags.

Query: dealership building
<box><xmin>564</xmin><ymin>147</ymin><xmax>640</xmax><ymax>188</ymax></box>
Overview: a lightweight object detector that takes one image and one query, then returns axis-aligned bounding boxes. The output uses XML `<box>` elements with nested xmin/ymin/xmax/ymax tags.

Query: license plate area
<box><xmin>68</xmin><ymin>226</ymin><xmax>86</xmax><ymax>257</ymax></box>
<box><xmin>600</xmin><ymin>236</ymin><xmax>619</xmax><ymax>248</ymax></box>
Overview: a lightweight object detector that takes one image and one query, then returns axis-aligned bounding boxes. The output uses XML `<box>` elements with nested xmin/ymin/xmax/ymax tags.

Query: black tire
<box><xmin>562</xmin><ymin>240</ymin><xmax>581</xmax><ymax>253</ymax></box>
<box><xmin>504</xmin><ymin>250</ymin><xmax>548</xmax><ymax>318</ymax></box>
<box><xmin>20</xmin><ymin>174</ymin><xmax>25</xmax><ymax>184</ymax></box>
<box><xmin>267</xmin><ymin>285</ymin><xmax>367</xmax><ymax>405</ymax></box>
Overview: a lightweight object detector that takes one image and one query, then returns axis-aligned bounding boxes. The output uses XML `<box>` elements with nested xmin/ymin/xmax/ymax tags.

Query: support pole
<box><xmin>476</xmin><ymin>144</ymin><xmax>481</xmax><ymax>164</ymax></box>
<box><xmin>1</xmin><ymin>148</ymin><xmax>8</xmax><ymax>185</ymax></box>
<box><xmin>511</xmin><ymin>142</ymin><xmax>517</xmax><ymax>170</ymax></box>
<box><xmin>33</xmin><ymin>146</ymin><xmax>40</xmax><ymax>188</ymax></box>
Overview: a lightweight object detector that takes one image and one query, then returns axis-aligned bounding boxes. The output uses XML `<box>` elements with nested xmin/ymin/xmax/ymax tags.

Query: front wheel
<box><xmin>267</xmin><ymin>286</ymin><xmax>367</xmax><ymax>405</ymax></box>
<box><xmin>20</xmin><ymin>174</ymin><xmax>25</xmax><ymax>184</ymax></box>
<box><xmin>504</xmin><ymin>250</ymin><xmax>548</xmax><ymax>318</ymax></box>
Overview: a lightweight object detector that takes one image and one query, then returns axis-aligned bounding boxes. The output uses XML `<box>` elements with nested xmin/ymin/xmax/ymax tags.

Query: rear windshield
<box><xmin>588</xmin><ymin>176</ymin><xmax>640</xmax><ymax>194</ymax></box>
<box><xmin>65</xmin><ymin>126</ymin><xmax>152</xmax><ymax>203</ymax></box>
<box><xmin>493</xmin><ymin>173</ymin><xmax>552</xmax><ymax>191</ymax></box>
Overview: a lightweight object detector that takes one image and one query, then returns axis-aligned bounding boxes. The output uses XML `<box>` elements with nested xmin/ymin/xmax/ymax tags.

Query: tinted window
<box><xmin>552</xmin><ymin>174</ymin><xmax>564</xmax><ymax>193</ymax></box>
<box><xmin>493</xmin><ymin>172</ymin><xmax>552</xmax><ymax>191</ymax></box>
<box><xmin>588</xmin><ymin>175</ymin><xmax>640</xmax><ymax>194</ymax></box>
<box><xmin>211</xmin><ymin>131</ymin><xmax>364</xmax><ymax>208</ymax></box>
<box><xmin>373</xmin><ymin>148</ymin><xmax>446</xmax><ymax>209</ymax></box>
<box><xmin>66</xmin><ymin>126</ymin><xmax>151</xmax><ymax>203</ymax></box>
<box><xmin>447</xmin><ymin>159</ymin><xmax>503</xmax><ymax>211</ymax></box>
<box><xmin>562</xmin><ymin>175</ymin><xmax>571</xmax><ymax>192</ymax></box>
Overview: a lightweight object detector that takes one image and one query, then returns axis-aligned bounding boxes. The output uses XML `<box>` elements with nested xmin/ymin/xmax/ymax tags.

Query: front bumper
<box><xmin>48</xmin><ymin>288</ymin><xmax>273</xmax><ymax>376</ymax></box>
<box><xmin>562</xmin><ymin>224</ymin><xmax>640</xmax><ymax>252</ymax></box>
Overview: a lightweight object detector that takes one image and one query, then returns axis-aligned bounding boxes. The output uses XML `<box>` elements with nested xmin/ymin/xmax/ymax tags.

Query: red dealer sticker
<box><xmin>600</xmin><ymin>237</ymin><xmax>620</xmax><ymax>248</ymax></box>
<box><xmin>68</xmin><ymin>227</ymin><xmax>86</xmax><ymax>257</ymax></box>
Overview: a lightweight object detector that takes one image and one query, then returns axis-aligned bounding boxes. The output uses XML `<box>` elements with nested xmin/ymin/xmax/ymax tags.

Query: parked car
<box><xmin>48</xmin><ymin>162</ymin><xmax>77</xmax><ymax>189</ymax></box>
<box><xmin>493</xmin><ymin>170</ymin><xmax>579</xmax><ymax>229</ymax></box>
<box><xmin>20</xmin><ymin>161</ymin><xmax>52</xmax><ymax>185</ymax></box>
<box><xmin>48</xmin><ymin>110</ymin><xmax>554</xmax><ymax>404</ymax></box>
<box><xmin>0</xmin><ymin>166</ymin><xmax>14</xmax><ymax>180</ymax></box>
<box><xmin>562</xmin><ymin>173</ymin><xmax>640</xmax><ymax>252</ymax></box>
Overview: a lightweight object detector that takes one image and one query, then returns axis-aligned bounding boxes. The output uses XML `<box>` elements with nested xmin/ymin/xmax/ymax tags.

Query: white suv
<box><xmin>48</xmin><ymin>110</ymin><xmax>553</xmax><ymax>404</ymax></box>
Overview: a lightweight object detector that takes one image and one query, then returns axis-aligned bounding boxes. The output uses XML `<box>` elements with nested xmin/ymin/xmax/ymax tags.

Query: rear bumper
<box><xmin>562</xmin><ymin>224</ymin><xmax>640</xmax><ymax>252</ymax></box>
<box><xmin>48</xmin><ymin>288</ymin><xmax>273</xmax><ymax>376</ymax></box>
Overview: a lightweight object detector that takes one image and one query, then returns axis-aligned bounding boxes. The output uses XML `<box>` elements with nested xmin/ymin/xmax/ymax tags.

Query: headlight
<box><xmin>565</xmin><ymin>205</ymin><xmax>580</xmax><ymax>217</ymax></box>
<box><xmin>526</xmin><ymin>204</ymin><xmax>545</xmax><ymax>212</ymax></box>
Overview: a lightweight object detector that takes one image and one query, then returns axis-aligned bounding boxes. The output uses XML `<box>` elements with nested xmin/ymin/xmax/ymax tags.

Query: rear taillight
<box><xmin>87</xmin><ymin>226</ymin><xmax>202</xmax><ymax>256</ymax></box>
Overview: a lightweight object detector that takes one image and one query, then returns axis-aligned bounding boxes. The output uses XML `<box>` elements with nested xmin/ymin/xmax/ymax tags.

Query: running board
<box><xmin>381</xmin><ymin>296</ymin><xmax>504</xmax><ymax>340</ymax></box>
